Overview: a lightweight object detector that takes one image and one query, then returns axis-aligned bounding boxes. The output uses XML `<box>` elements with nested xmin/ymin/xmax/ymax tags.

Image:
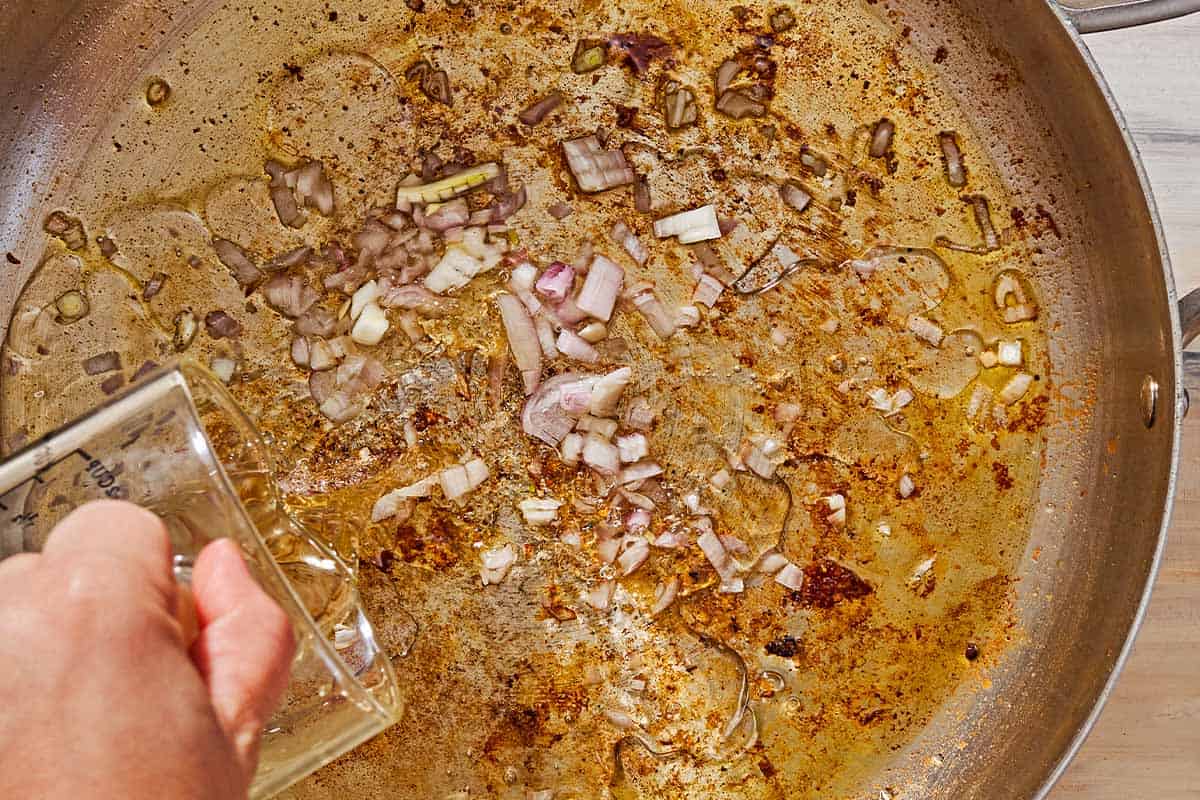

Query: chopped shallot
<box><xmin>560</xmin><ymin>432</ymin><xmax>584</xmax><ymax>465</ymax></box>
<box><xmin>652</xmin><ymin>205</ymin><xmax>721</xmax><ymax>244</ymax></box>
<box><xmin>869</xmin><ymin>118</ymin><xmax>895</xmax><ymax>158</ymax></box>
<box><xmin>675</xmin><ymin>305</ymin><xmax>700</xmax><ymax>327</ymax></box>
<box><xmin>756</xmin><ymin>550</ymin><xmax>789</xmax><ymax>575</ymax></box>
<box><xmin>779</xmin><ymin>182</ymin><xmax>811</xmax><ymax>214</ymax></box>
<box><xmin>631</xmin><ymin>289</ymin><xmax>676</xmax><ymax>339</ymax></box>
<box><xmin>519</xmin><ymin>497</ymin><xmax>563</xmax><ymax>526</ymax></box>
<box><xmin>480</xmin><ymin>543</ymin><xmax>516</xmax><ymax>586</ymax></box>
<box><xmin>867</xmin><ymin>387</ymin><xmax>914</xmax><ymax>416</ymax></box>
<box><xmin>697</xmin><ymin>528</ymin><xmax>739</xmax><ymax>583</ymax></box>
<box><xmin>212</xmin><ymin>238</ymin><xmax>263</xmax><ymax>289</ymax></box>
<box><xmin>210</xmin><ymin>357</ymin><xmax>236</xmax><ymax>384</ymax></box>
<box><xmin>576</xmin><ymin>255</ymin><xmax>624</xmax><ymax>321</ymax></box>
<box><xmin>998</xmin><ymin>372</ymin><xmax>1034</xmax><ymax>405</ymax></box>
<box><xmin>519</xmin><ymin>91</ymin><xmax>564</xmax><ymax>126</ymax></box>
<box><xmin>590</xmin><ymin>366</ymin><xmax>631</xmax><ymax>416</ymax></box>
<box><xmin>557</xmin><ymin>329</ymin><xmax>600</xmax><ymax>363</ymax></box>
<box><xmin>396</xmin><ymin>162</ymin><xmax>500</xmax><ymax>205</ymax></box>
<box><xmin>939</xmin><ymin>132</ymin><xmax>967</xmax><ymax>187</ymax></box>
<box><xmin>994</xmin><ymin>271</ymin><xmax>1039</xmax><ymax>323</ymax></box>
<box><xmin>522</xmin><ymin>373</ymin><xmax>591</xmax><ymax>445</ymax></box>
<box><xmin>908</xmin><ymin>314</ymin><xmax>944</xmax><ymax>347</ymax></box>
<box><xmin>578</xmin><ymin>321</ymin><xmax>607</xmax><ymax>343</ymax></box>
<box><xmin>899</xmin><ymin>473</ymin><xmax>916</xmax><ymax>498</ymax></box>
<box><xmin>610</xmin><ymin>221</ymin><xmax>648</xmax><ymax>265</ymax></box>
<box><xmin>497</xmin><ymin>293</ymin><xmax>542</xmax><ymax>394</ymax></box>
<box><xmin>826</xmin><ymin>493</ymin><xmax>847</xmax><ymax>526</ymax></box>
<box><xmin>351</xmin><ymin>303</ymin><xmax>389</xmax><ymax>345</ymax></box>
<box><xmin>616</xmin><ymin>433</ymin><xmax>648</xmax><ymax>463</ymax></box>
<box><xmin>583</xmin><ymin>435</ymin><xmax>620</xmax><ymax>476</ymax></box>
<box><xmin>618</xmin><ymin>538</ymin><xmax>650</xmax><ymax>576</ymax></box>
<box><xmin>774</xmin><ymin>562</ymin><xmax>805</xmax><ymax>591</ymax></box>
<box><xmin>440</xmin><ymin>458</ymin><xmax>491</xmax><ymax>503</ymax></box>
<box><xmin>693</xmin><ymin>273</ymin><xmax>723</xmax><ymax>307</ymax></box>
<box><xmin>372</xmin><ymin>476</ymin><xmax>438</xmax><ymax>521</ymax></box>
<box><xmin>587</xmin><ymin>580</ymin><xmax>616</xmax><ymax>610</ymax></box>
<box><xmin>997</xmin><ymin>340</ymin><xmax>1023</xmax><ymax>366</ymax></box>
<box><xmin>562</xmin><ymin>135</ymin><xmax>636</xmax><ymax>193</ymax></box>
<box><xmin>619</xmin><ymin>460</ymin><xmax>662</xmax><ymax>485</ymax></box>
<box><xmin>535</xmin><ymin>261</ymin><xmax>575</xmax><ymax>302</ymax></box>
<box><xmin>651</xmin><ymin>577</ymin><xmax>679</xmax><ymax>615</ymax></box>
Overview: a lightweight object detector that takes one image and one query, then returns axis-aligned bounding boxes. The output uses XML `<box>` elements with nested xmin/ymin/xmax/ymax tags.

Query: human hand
<box><xmin>0</xmin><ymin>500</ymin><xmax>294</xmax><ymax>800</ymax></box>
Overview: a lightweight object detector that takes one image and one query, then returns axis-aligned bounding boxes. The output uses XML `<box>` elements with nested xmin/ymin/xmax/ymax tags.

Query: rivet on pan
<box><xmin>1140</xmin><ymin>375</ymin><xmax>1159</xmax><ymax>429</ymax></box>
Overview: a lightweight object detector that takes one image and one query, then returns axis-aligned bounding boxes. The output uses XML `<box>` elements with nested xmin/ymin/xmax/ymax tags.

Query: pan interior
<box><xmin>0</xmin><ymin>0</ymin><xmax>1170</xmax><ymax>798</ymax></box>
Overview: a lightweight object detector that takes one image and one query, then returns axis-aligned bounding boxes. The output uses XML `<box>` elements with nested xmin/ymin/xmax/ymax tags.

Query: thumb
<box><xmin>190</xmin><ymin>538</ymin><xmax>295</xmax><ymax>778</ymax></box>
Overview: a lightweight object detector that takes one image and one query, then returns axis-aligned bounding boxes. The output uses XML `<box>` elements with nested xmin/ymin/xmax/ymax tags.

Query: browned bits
<box><xmin>43</xmin><ymin>211</ymin><xmax>87</xmax><ymax>250</ymax></box>
<box><xmin>991</xmin><ymin>460</ymin><xmax>1014</xmax><ymax>490</ymax></box>
<box><xmin>765</xmin><ymin>635</ymin><xmax>800</xmax><ymax>657</ymax></box>
<box><xmin>965</xmin><ymin>642</ymin><xmax>981</xmax><ymax>661</ymax></box>
<box><xmin>791</xmin><ymin>559</ymin><xmax>874</xmax><ymax>609</ymax></box>
<box><xmin>769</xmin><ymin>6</ymin><xmax>796</xmax><ymax>32</ymax></box>
<box><xmin>145</xmin><ymin>77</ymin><xmax>171</xmax><ymax>106</ymax></box>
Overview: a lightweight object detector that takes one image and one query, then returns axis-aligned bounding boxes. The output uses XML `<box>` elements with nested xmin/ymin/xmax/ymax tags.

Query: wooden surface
<box><xmin>1050</xmin><ymin>13</ymin><xmax>1200</xmax><ymax>799</ymax></box>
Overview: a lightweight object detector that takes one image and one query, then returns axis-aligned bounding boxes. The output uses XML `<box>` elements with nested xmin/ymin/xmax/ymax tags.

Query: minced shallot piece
<box><xmin>519</xmin><ymin>497</ymin><xmax>563</xmax><ymax>526</ymax></box>
<box><xmin>576</xmin><ymin>255</ymin><xmax>624</xmax><ymax>321</ymax></box>
<box><xmin>557</xmin><ymin>329</ymin><xmax>600</xmax><ymax>363</ymax></box>
<box><xmin>583</xmin><ymin>435</ymin><xmax>621</xmax><ymax>476</ymax></box>
<box><xmin>907</xmin><ymin>314</ymin><xmax>944</xmax><ymax>347</ymax></box>
<box><xmin>631</xmin><ymin>289</ymin><xmax>676</xmax><ymax>339</ymax></box>
<box><xmin>497</xmin><ymin>293</ymin><xmax>542</xmax><ymax>394</ymax></box>
<box><xmin>562</xmin><ymin>135</ymin><xmax>636</xmax><ymax>193</ymax></box>
<box><xmin>480</xmin><ymin>543</ymin><xmax>517</xmax><ymax>586</ymax></box>
<box><xmin>651</xmin><ymin>577</ymin><xmax>679</xmax><ymax>615</ymax></box>
<box><xmin>535</xmin><ymin>261</ymin><xmax>575</xmax><ymax>302</ymax></box>
<box><xmin>998</xmin><ymin>372</ymin><xmax>1034</xmax><ymax>405</ymax></box>
<box><xmin>692</xmin><ymin>273</ymin><xmax>723</xmax><ymax>307</ymax></box>
<box><xmin>652</xmin><ymin>205</ymin><xmax>721</xmax><ymax>244</ymax></box>
<box><xmin>826</xmin><ymin>493</ymin><xmax>847</xmax><ymax>526</ymax></box>
<box><xmin>616</xmin><ymin>433</ymin><xmax>648</xmax><ymax>463</ymax></box>
<box><xmin>618</xmin><ymin>538</ymin><xmax>650</xmax><ymax>576</ymax></box>
<box><xmin>619</xmin><ymin>460</ymin><xmax>662</xmax><ymax>485</ymax></box>
<box><xmin>610</xmin><ymin>221</ymin><xmax>648</xmax><ymax>265</ymax></box>
<box><xmin>867</xmin><ymin>387</ymin><xmax>914</xmax><ymax>416</ymax></box>
<box><xmin>774</xmin><ymin>562</ymin><xmax>805</xmax><ymax>590</ymax></box>
<box><xmin>587</xmin><ymin>580</ymin><xmax>616</xmax><ymax>610</ymax></box>
<box><xmin>899</xmin><ymin>473</ymin><xmax>916</xmax><ymax>498</ymax></box>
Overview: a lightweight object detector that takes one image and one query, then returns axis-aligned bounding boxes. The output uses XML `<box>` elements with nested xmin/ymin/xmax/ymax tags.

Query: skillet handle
<box><xmin>1179</xmin><ymin>289</ymin><xmax>1200</xmax><ymax>414</ymax></box>
<box><xmin>1058</xmin><ymin>0</ymin><xmax>1200</xmax><ymax>32</ymax></box>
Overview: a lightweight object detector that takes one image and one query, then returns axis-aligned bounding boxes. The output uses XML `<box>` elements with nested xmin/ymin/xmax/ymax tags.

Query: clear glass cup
<box><xmin>0</xmin><ymin>362</ymin><xmax>403</xmax><ymax>799</ymax></box>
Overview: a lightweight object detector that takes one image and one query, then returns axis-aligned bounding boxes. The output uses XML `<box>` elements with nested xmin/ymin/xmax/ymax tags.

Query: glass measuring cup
<box><xmin>0</xmin><ymin>362</ymin><xmax>403</xmax><ymax>799</ymax></box>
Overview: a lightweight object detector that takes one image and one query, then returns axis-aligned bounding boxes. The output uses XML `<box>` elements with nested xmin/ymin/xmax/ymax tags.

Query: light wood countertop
<box><xmin>1049</xmin><ymin>12</ymin><xmax>1200</xmax><ymax>799</ymax></box>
